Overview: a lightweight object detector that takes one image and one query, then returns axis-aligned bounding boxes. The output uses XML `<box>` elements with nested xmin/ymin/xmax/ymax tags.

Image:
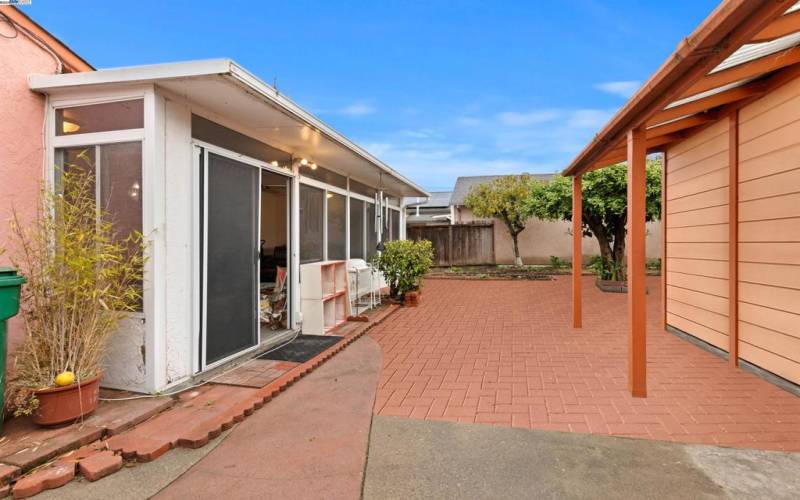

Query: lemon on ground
<box><xmin>55</xmin><ymin>371</ymin><xmax>75</xmax><ymax>387</ymax></box>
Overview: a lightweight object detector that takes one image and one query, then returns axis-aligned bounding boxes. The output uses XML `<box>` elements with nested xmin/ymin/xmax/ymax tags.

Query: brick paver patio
<box><xmin>369</xmin><ymin>276</ymin><xmax>800</xmax><ymax>451</ymax></box>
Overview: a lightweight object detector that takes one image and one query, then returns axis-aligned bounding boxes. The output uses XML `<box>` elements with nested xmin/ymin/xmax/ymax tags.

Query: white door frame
<box><xmin>192</xmin><ymin>140</ymin><xmax>294</xmax><ymax>373</ymax></box>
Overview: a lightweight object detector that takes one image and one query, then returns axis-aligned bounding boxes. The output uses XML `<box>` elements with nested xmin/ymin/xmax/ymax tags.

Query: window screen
<box><xmin>349</xmin><ymin>198</ymin><xmax>365</xmax><ymax>260</ymax></box>
<box><xmin>300</xmin><ymin>184</ymin><xmax>324</xmax><ymax>263</ymax></box>
<box><xmin>327</xmin><ymin>192</ymin><xmax>346</xmax><ymax>260</ymax></box>
<box><xmin>56</xmin><ymin>100</ymin><xmax>143</xmax><ymax>136</ymax></box>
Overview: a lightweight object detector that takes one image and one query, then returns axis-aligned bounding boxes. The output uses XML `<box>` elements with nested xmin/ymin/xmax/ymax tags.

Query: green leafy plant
<box><xmin>464</xmin><ymin>174</ymin><xmax>540</xmax><ymax>267</ymax></box>
<box><xmin>4</xmin><ymin>165</ymin><xmax>145</xmax><ymax>415</ymax></box>
<box><xmin>548</xmin><ymin>256</ymin><xmax>569</xmax><ymax>269</ymax></box>
<box><xmin>371</xmin><ymin>239</ymin><xmax>433</xmax><ymax>298</ymax></box>
<box><xmin>528</xmin><ymin>159</ymin><xmax>662</xmax><ymax>281</ymax></box>
<box><xmin>587</xmin><ymin>255</ymin><xmax>624</xmax><ymax>281</ymax></box>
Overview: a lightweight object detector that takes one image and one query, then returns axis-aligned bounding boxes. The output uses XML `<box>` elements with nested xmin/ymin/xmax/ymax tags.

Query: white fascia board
<box><xmin>28</xmin><ymin>59</ymin><xmax>234</xmax><ymax>90</ymax></box>
<box><xmin>29</xmin><ymin>59</ymin><xmax>428</xmax><ymax>198</ymax></box>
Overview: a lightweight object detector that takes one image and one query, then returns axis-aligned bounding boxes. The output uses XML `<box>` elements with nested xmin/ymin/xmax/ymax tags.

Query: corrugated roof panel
<box><xmin>712</xmin><ymin>31</ymin><xmax>800</xmax><ymax>73</ymax></box>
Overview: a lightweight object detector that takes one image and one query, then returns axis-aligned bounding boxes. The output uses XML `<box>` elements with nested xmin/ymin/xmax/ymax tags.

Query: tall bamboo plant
<box><xmin>6</xmin><ymin>163</ymin><xmax>145</xmax><ymax>415</ymax></box>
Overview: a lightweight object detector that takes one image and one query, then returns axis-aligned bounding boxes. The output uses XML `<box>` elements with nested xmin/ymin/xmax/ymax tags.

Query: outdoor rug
<box><xmin>258</xmin><ymin>335</ymin><xmax>344</xmax><ymax>363</ymax></box>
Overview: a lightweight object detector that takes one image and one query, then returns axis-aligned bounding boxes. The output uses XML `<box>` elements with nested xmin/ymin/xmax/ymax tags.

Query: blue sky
<box><xmin>27</xmin><ymin>0</ymin><xmax>718</xmax><ymax>191</ymax></box>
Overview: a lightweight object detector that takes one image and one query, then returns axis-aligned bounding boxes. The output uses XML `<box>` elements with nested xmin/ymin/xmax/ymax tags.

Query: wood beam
<box><xmin>572</xmin><ymin>175</ymin><xmax>582</xmax><ymax>329</ymax></box>
<box><xmin>647</xmin><ymin>114</ymin><xmax>716</xmax><ymax>137</ymax></box>
<box><xmin>729</xmin><ymin>110</ymin><xmax>739</xmax><ymax>367</ymax></box>
<box><xmin>679</xmin><ymin>46</ymin><xmax>800</xmax><ymax>99</ymax></box>
<box><xmin>647</xmin><ymin>82</ymin><xmax>766</xmax><ymax>126</ymax></box>
<box><xmin>627</xmin><ymin>128</ymin><xmax>647</xmax><ymax>398</ymax></box>
<box><xmin>594</xmin><ymin>133</ymin><xmax>686</xmax><ymax>168</ymax></box>
<box><xmin>751</xmin><ymin>10</ymin><xmax>800</xmax><ymax>43</ymax></box>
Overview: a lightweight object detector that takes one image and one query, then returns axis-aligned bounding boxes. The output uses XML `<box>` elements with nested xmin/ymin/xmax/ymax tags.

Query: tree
<box><xmin>528</xmin><ymin>159</ymin><xmax>661</xmax><ymax>280</ymax></box>
<box><xmin>464</xmin><ymin>174</ymin><xmax>538</xmax><ymax>266</ymax></box>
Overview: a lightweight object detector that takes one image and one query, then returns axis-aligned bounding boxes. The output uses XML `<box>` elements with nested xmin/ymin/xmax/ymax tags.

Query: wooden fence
<box><xmin>407</xmin><ymin>223</ymin><xmax>495</xmax><ymax>266</ymax></box>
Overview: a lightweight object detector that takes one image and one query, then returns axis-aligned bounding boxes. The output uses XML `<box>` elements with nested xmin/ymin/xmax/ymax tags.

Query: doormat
<box><xmin>258</xmin><ymin>335</ymin><xmax>344</xmax><ymax>363</ymax></box>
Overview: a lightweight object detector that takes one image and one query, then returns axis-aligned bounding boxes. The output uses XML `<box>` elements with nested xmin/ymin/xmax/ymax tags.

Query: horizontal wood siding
<box><xmin>736</xmin><ymin>77</ymin><xmax>800</xmax><ymax>384</ymax></box>
<box><xmin>665</xmin><ymin>119</ymin><xmax>730</xmax><ymax>350</ymax></box>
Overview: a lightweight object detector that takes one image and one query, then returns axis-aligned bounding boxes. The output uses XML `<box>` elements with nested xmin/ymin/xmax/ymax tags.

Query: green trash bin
<box><xmin>0</xmin><ymin>267</ymin><xmax>26</xmax><ymax>433</ymax></box>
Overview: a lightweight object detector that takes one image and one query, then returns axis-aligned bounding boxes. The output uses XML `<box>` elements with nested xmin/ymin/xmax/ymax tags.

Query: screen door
<box><xmin>203</xmin><ymin>152</ymin><xmax>260</xmax><ymax>365</ymax></box>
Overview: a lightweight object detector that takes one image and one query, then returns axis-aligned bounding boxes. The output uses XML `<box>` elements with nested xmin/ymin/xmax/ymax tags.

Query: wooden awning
<box><xmin>563</xmin><ymin>0</ymin><xmax>800</xmax><ymax>176</ymax></box>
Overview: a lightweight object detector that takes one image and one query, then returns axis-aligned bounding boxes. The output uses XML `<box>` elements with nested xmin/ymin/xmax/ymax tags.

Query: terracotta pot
<box><xmin>404</xmin><ymin>291</ymin><xmax>420</xmax><ymax>307</ymax></box>
<box><xmin>33</xmin><ymin>372</ymin><xmax>101</xmax><ymax>426</ymax></box>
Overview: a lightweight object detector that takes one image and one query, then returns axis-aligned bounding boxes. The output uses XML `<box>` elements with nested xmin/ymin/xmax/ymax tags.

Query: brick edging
<box><xmin>6</xmin><ymin>304</ymin><xmax>401</xmax><ymax>498</ymax></box>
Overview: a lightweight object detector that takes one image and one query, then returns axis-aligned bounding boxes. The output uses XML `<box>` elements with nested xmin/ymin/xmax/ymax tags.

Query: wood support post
<box><xmin>627</xmin><ymin>128</ymin><xmax>647</xmax><ymax>397</ymax></box>
<box><xmin>729</xmin><ymin>111</ymin><xmax>739</xmax><ymax>367</ymax></box>
<box><xmin>572</xmin><ymin>174</ymin><xmax>582</xmax><ymax>329</ymax></box>
<box><xmin>661</xmin><ymin>152</ymin><xmax>667</xmax><ymax>330</ymax></box>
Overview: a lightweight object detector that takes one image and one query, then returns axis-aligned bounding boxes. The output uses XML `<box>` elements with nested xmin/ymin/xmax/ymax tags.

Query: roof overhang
<box><xmin>29</xmin><ymin>59</ymin><xmax>428</xmax><ymax>197</ymax></box>
<box><xmin>562</xmin><ymin>0</ymin><xmax>800</xmax><ymax>177</ymax></box>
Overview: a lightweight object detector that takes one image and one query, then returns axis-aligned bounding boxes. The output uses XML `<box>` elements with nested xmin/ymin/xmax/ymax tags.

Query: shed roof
<box><xmin>563</xmin><ymin>0</ymin><xmax>800</xmax><ymax>176</ymax></box>
<box><xmin>406</xmin><ymin>191</ymin><xmax>453</xmax><ymax>208</ymax></box>
<box><xmin>450</xmin><ymin>173</ymin><xmax>555</xmax><ymax>206</ymax></box>
<box><xmin>29</xmin><ymin>59</ymin><xmax>427</xmax><ymax>197</ymax></box>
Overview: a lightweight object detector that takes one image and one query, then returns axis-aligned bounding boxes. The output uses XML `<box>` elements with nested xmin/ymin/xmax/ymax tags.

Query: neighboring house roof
<box><xmin>29</xmin><ymin>59</ymin><xmax>428</xmax><ymax>197</ymax></box>
<box><xmin>563</xmin><ymin>0</ymin><xmax>800</xmax><ymax>176</ymax></box>
<box><xmin>405</xmin><ymin>191</ymin><xmax>452</xmax><ymax>208</ymax></box>
<box><xmin>450</xmin><ymin>174</ymin><xmax>555</xmax><ymax>206</ymax></box>
<box><xmin>0</xmin><ymin>6</ymin><xmax>93</xmax><ymax>72</ymax></box>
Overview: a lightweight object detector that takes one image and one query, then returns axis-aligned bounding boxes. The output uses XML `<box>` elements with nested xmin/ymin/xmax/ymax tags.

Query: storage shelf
<box><xmin>301</xmin><ymin>260</ymin><xmax>350</xmax><ymax>335</ymax></box>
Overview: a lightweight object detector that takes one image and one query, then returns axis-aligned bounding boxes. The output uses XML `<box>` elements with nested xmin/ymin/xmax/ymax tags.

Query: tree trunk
<box><xmin>511</xmin><ymin>232</ymin><xmax>523</xmax><ymax>267</ymax></box>
<box><xmin>612</xmin><ymin>216</ymin><xmax>627</xmax><ymax>281</ymax></box>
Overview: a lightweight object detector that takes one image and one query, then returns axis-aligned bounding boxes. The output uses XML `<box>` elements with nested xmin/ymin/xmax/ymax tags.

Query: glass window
<box><xmin>56</xmin><ymin>142</ymin><xmax>143</xmax><ymax>309</ymax></box>
<box><xmin>56</xmin><ymin>143</ymin><xmax>142</xmax><ymax>243</ymax></box>
<box><xmin>390</xmin><ymin>209</ymin><xmax>400</xmax><ymax>241</ymax></box>
<box><xmin>366</xmin><ymin>202</ymin><xmax>378</xmax><ymax>261</ymax></box>
<box><xmin>299</xmin><ymin>184</ymin><xmax>324</xmax><ymax>263</ymax></box>
<box><xmin>349</xmin><ymin>179</ymin><xmax>377</xmax><ymax>199</ymax></box>
<box><xmin>56</xmin><ymin>100</ymin><xmax>144</xmax><ymax>136</ymax></box>
<box><xmin>191</xmin><ymin>115</ymin><xmax>291</xmax><ymax>167</ymax></box>
<box><xmin>349</xmin><ymin>198</ymin><xmax>364</xmax><ymax>260</ymax></box>
<box><xmin>326</xmin><ymin>192</ymin><xmax>346</xmax><ymax>260</ymax></box>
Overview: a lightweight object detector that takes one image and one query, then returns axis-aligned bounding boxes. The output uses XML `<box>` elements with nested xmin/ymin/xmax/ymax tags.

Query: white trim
<box><xmin>194</xmin><ymin>139</ymin><xmax>293</xmax><ymax>177</ymax></box>
<box><xmin>347</xmin><ymin>190</ymin><xmax>375</xmax><ymax>204</ymax></box>
<box><xmin>191</xmin><ymin>145</ymin><xmax>202</xmax><ymax>374</ymax></box>
<box><xmin>28</xmin><ymin>59</ymin><xmax>428</xmax><ymax>197</ymax></box>
<box><xmin>298</xmin><ymin>175</ymin><xmax>348</xmax><ymax>196</ymax></box>
<box><xmin>345</xmin><ymin>178</ymin><xmax>350</xmax><ymax>260</ymax></box>
<box><xmin>52</xmin><ymin>129</ymin><xmax>145</xmax><ymax>148</ymax></box>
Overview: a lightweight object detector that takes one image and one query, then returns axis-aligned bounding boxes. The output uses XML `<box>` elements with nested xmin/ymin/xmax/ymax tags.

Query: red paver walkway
<box><xmin>369</xmin><ymin>276</ymin><xmax>800</xmax><ymax>451</ymax></box>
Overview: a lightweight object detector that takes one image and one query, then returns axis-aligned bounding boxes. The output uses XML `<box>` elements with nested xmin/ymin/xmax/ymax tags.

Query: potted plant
<box><xmin>5</xmin><ymin>166</ymin><xmax>145</xmax><ymax>425</ymax></box>
<box><xmin>371</xmin><ymin>239</ymin><xmax>433</xmax><ymax>307</ymax></box>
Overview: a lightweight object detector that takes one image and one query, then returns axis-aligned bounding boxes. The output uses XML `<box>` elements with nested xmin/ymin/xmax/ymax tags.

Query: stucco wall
<box><xmin>455</xmin><ymin>207</ymin><xmax>662</xmax><ymax>265</ymax></box>
<box><xmin>0</xmin><ymin>26</ymin><xmax>60</xmax><ymax>352</ymax></box>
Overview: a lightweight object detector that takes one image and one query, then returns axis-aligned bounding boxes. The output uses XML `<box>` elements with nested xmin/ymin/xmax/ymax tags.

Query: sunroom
<box><xmin>29</xmin><ymin>59</ymin><xmax>427</xmax><ymax>394</ymax></box>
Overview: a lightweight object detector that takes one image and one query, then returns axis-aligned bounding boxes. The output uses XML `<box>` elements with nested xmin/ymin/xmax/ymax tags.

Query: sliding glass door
<box><xmin>202</xmin><ymin>152</ymin><xmax>260</xmax><ymax>365</ymax></box>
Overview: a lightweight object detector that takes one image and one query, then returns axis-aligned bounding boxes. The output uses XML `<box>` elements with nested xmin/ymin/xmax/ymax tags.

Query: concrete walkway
<box><xmin>363</xmin><ymin>416</ymin><xmax>800</xmax><ymax>500</ymax></box>
<box><xmin>153</xmin><ymin>334</ymin><xmax>384</xmax><ymax>499</ymax></box>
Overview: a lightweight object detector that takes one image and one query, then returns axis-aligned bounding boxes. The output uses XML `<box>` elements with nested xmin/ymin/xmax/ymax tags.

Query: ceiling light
<box><xmin>309</xmin><ymin>162</ymin><xmax>317</xmax><ymax>170</ymax></box>
<box><xmin>270</xmin><ymin>161</ymin><xmax>279</xmax><ymax>167</ymax></box>
<box><xmin>61</xmin><ymin>119</ymin><xmax>80</xmax><ymax>134</ymax></box>
<box><xmin>300</xmin><ymin>158</ymin><xmax>308</xmax><ymax>166</ymax></box>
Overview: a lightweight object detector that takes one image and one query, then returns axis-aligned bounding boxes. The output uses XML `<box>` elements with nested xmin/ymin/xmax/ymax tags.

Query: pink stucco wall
<box><xmin>0</xmin><ymin>25</ymin><xmax>60</xmax><ymax>351</ymax></box>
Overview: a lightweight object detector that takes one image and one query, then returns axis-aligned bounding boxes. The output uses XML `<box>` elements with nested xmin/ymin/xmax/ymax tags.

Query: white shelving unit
<box><xmin>300</xmin><ymin>260</ymin><xmax>349</xmax><ymax>335</ymax></box>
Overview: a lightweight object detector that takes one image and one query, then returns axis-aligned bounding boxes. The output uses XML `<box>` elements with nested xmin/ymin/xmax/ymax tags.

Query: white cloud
<box><xmin>339</xmin><ymin>101</ymin><xmax>376</xmax><ymax>116</ymax></box>
<box><xmin>595</xmin><ymin>80</ymin><xmax>641</xmax><ymax>99</ymax></box>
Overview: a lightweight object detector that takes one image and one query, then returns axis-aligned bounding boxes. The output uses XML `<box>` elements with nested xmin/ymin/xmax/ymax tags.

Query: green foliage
<box><xmin>587</xmin><ymin>255</ymin><xmax>623</xmax><ymax>281</ymax></box>
<box><xmin>371</xmin><ymin>239</ymin><xmax>433</xmax><ymax>298</ymax></box>
<box><xmin>5</xmin><ymin>165</ymin><xmax>145</xmax><ymax>415</ymax></box>
<box><xmin>548</xmin><ymin>256</ymin><xmax>568</xmax><ymax>269</ymax></box>
<box><xmin>464</xmin><ymin>175</ymin><xmax>539</xmax><ymax>266</ymax></box>
<box><xmin>528</xmin><ymin>159</ymin><xmax>662</xmax><ymax>280</ymax></box>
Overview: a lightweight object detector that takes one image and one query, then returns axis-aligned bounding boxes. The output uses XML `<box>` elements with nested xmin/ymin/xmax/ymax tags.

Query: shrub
<box><xmin>5</xmin><ymin>166</ymin><xmax>145</xmax><ymax>415</ymax></box>
<box><xmin>371</xmin><ymin>239</ymin><xmax>433</xmax><ymax>298</ymax></box>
